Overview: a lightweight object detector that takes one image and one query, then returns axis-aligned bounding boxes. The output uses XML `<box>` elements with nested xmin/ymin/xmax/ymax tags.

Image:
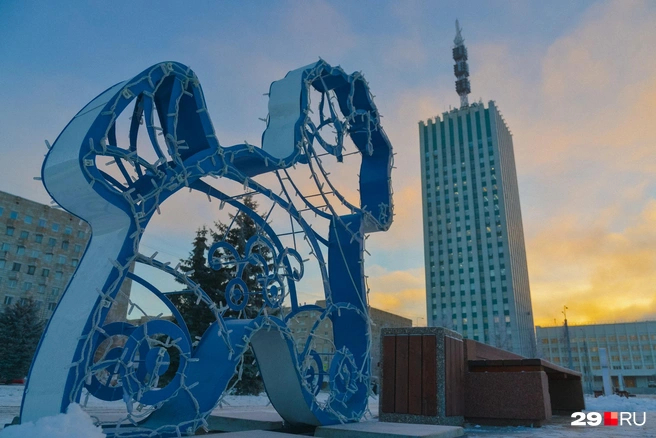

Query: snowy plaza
<box><xmin>1</xmin><ymin>385</ymin><xmax>656</xmax><ymax>437</ymax></box>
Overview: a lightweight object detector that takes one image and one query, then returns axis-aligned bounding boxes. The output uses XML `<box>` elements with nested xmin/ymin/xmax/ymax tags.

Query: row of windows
<box><xmin>542</xmin><ymin>334</ymin><xmax>656</xmax><ymax>344</ymax></box>
<box><xmin>0</xmin><ymin>256</ymin><xmax>78</xmax><ymax>268</ymax></box>
<box><xmin>0</xmin><ymin>261</ymin><xmax>72</xmax><ymax>276</ymax></box>
<box><xmin>0</xmin><ymin>208</ymin><xmax>86</xmax><ymax>237</ymax></box>
<box><xmin>2</xmin><ymin>283</ymin><xmax>60</xmax><ymax>296</ymax></box>
<box><xmin>3</xmin><ymin>230</ymin><xmax>83</xmax><ymax>252</ymax></box>
<box><xmin>2</xmin><ymin>295</ymin><xmax>57</xmax><ymax>311</ymax></box>
<box><xmin>440</xmin><ymin>302</ymin><xmax>511</xmax><ymax>312</ymax></box>
<box><xmin>433</xmin><ymin>291</ymin><xmax>509</xmax><ymax>301</ymax></box>
<box><xmin>432</xmin><ymin>282</ymin><xmax>509</xmax><ymax>295</ymax></box>
<box><xmin>550</xmin><ymin>353</ymin><xmax>655</xmax><ymax>365</ymax></box>
<box><xmin>549</xmin><ymin>344</ymin><xmax>655</xmax><ymax>353</ymax></box>
<box><xmin>550</xmin><ymin>356</ymin><xmax>655</xmax><ymax>370</ymax></box>
<box><xmin>427</xmin><ymin>177</ymin><xmax>497</xmax><ymax>193</ymax></box>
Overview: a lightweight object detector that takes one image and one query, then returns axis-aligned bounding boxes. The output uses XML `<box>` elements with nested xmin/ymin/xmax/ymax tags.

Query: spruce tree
<box><xmin>0</xmin><ymin>298</ymin><xmax>45</xmax><ymax>383</ymax></box>
<box><xmin>171</xmin><ymin>195</ymin><xmax>271</xmax><ymax>394</ymax></box>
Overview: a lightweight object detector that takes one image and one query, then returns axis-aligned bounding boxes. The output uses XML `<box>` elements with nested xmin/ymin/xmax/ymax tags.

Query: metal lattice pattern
<box><xmin>21</xmin><ymin>60</ymin><xmax>394</xmax><ymax>437</ymax></box>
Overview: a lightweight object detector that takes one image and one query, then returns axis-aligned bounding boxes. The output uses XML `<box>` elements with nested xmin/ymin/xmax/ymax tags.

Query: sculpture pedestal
<box><xmin>379</xmin><ymin>327</ymin><xmax>464</xmax><ymax>427</ymax></box>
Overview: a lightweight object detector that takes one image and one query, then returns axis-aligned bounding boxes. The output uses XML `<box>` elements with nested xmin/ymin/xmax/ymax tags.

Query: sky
<box><xmin>1</xmin><ymin>0</ymin><xmax>656</xmax><ymax>327</ymax></box>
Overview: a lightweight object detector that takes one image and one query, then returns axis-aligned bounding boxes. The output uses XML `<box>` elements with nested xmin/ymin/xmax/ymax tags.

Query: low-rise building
<box><xmin>536</xmin><ymin>321</ymin><xmax>656</xmax><ymax>394</ymax></box>
<box><xmin>286</xmin><ymin>300</ymin><xmax>412</xmax><ymax>385</ymax></box>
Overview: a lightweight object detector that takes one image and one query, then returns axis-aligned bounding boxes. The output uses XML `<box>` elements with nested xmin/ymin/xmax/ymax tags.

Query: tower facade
<box><xmin>419</xmin><ymin>23</ymin><xmax>535</xmax><ymax>356</ymax></box>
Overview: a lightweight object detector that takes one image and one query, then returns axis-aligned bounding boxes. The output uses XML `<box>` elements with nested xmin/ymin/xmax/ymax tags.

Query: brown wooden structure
<box><xmin>379</xmin><ymin>329</ymin><xmax>585</xmax><ymax>427</ymax></box>
<box><xmin>380</xmin><ymin>327</ymin><xmax>464</xmax><ymax>426</ymax></box>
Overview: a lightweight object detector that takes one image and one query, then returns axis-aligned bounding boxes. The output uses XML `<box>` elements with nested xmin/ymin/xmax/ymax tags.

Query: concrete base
<box><xmin>464</xmin><ymin>371</ymin><xmax>551</xmax><ymax>426</ymax></box>
<box><xmin>315</xmin><ymin>421</ymin><xmax>464</xmax><ymax>438</ymax></box>
<box><xmin>202</xmin><ymin>431</ymin><xmax>300</xmax><ymax>437</ymax></box>
<box><xmin>206</xmin><ymin>411</ymin><xmax>284</xmax><ymax>432</ymax></box>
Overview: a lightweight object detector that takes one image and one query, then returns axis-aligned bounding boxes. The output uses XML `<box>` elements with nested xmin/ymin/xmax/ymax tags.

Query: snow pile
<box><xmin>0</xmin><ymin>404</ymin><xmax>104</xmax><ymax>438</ymax></box>
<box><xmin>585</xmin><ymin>395</ymin><xmax>656</xmax><ymax>413</ymax></box>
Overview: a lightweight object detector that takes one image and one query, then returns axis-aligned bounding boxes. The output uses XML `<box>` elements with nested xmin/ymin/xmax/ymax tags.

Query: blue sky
<box><xmin>2</xmin><ymin>1</ymin><xmax>656</xmax><ymax>325</ymax></box>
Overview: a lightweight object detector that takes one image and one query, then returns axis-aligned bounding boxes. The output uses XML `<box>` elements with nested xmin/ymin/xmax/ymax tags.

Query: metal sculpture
<box><xmin>20</xmin><ymin>60</ymin><xmax>394</xmax><ymax>436</ymax></box>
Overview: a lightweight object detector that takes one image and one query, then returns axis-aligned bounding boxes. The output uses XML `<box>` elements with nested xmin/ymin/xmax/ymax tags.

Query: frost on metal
<box><xmin>21</xmin><ymin>60</ymin><xmax>394</xmax><ymax>437</ymax></box>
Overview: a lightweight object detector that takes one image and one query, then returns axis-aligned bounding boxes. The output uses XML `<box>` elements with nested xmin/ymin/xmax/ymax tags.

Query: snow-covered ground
<box><xmin>1</xmin><ymin>385</ymin><xmax>655</xmax><ymax>437</ymax></box>
<box><xmin>465</xmin><ymin>395</ymin><xmax>656</xmax><ymax>437</ymax></box>
<box><xmin>585</xmin><ymin>393</ymin><xmax>656</xmax><ymax>413</ymax></box>
<box><xmin>0</xmin><ymin>385</ymin><xmax>278</xmax><ymax>434</ymax></box>
<box><xmin>0</xmin><ymin>404</ymin><xmax>104</xmax><ymax>438</ymax></box>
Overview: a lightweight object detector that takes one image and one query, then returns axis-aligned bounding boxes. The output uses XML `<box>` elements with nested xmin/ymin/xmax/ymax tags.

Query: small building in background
<box><xmin>286</xmin><ymin>300</ymin><xmax>412</xmax><ymax>386</ymax></box>
<box><xmin>536</xmin><ymin>321</ymin><xmax>656</xmax><ymax>394</ymax></box>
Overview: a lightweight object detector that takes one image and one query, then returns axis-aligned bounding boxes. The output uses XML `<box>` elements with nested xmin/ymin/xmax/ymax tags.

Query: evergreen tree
<box><xmin>171</xmin><ymin>195</ymin><xmax>271</xmax><ymax>394</ymax></box>
<box><xmin>0</xmin><ymin>298</ymin><xmax>45</xmax><ymax>383</ymax></box>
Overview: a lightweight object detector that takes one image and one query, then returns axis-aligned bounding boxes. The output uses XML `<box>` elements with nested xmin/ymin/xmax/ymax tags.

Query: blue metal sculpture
<box><xmin>21</xmin><ymin>60</ymin><xmax>394</xmax><ymax>436</ymax></box>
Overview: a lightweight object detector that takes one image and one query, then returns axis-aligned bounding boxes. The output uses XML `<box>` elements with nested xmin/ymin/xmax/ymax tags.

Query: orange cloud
<box><xmin>367</xmin><ymin>267</ymin><xmax>426</xmax><ymax>322</ymax></box>
<box><xmin>529</xmin><ymin>200</ymin><xmax>656</xmax><ymax>326</ymax></box>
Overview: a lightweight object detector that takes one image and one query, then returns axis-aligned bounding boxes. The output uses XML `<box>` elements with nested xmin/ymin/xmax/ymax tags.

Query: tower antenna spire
<box><xmin>453</xmin><ymin>19</ymin><xmax>471</xmax><ymax>108</ymax></box>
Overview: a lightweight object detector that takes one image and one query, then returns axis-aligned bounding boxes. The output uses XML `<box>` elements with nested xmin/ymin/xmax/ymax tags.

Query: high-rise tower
<box><xmin>419</xmin><ymin>21</ymin><xmax>536</xmax><ymax>356</ymax></box>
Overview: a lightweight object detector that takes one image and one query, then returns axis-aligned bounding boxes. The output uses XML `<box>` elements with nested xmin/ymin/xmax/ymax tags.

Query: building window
<box><xmin>11</xmin><ymin>263</ymin><xmax>21</xmax><ymax>272</ymax></box>
<box><xmin>3</xmin><ymin>296</ymin><xmax>13</xmax><ymax>305</ymax></box>
<box><xmin>35</xmin><ymin>234</ymin><xmax>43</xmax><ymax>243</ymax></box>
<box><xmin>24</xmin><ymin>216</ymin><xmax>32</xmax><ymax>224</ymax></box>
<box><xmin>48</xmin><ymin>302</ymin><xmax>56</xmax><ymax>311</ymax></box>
<box><xmin>74</xmin><ymin>244</ymin><xmax>82</xmax><ymax>253</ymax></box>
<box><xmin>37</xmin><ymin>284</ymin><xmax>45</xmax><ymax>294</ymax></box>
<box><xmin>38</xmin><ymin>218</ymin><xmax>46</xmax><ymax>227</ymax></box>
<box><xmin>77</xmin><ymin>230</ymin><xmax>85</xmax><ymax>238</ymax></box>
<box><xmin>48</xmin><ymin>238</ymin><xmax>56</xmax><ymax>247</ymax></box>
<box><xmin>55</xmin><ymin>271</ymin><xmax>63</xmax><ymax>280</ymax></box>
<box><xmin>27</xmin><ymin>265</ymin><xmax>36</xmax><ymax>275</ymax></box>
<box><xmin>31</xmin><ymin>250</ymin><xmax>40</xmax><ymax>258</ymax></box>
<box><xmin>16</xmin><ymin>246</ymin><xmax>25</xmax><ymax>255</ymax></box>
<box><xmin>58</xmin><ymin>255</ymin><xmax>66</xmax><ymax>264</ymax></box>
<box><xmin>1</xmin><ymin>243</ymin><xmax>9</xmax><ymax>251</ymax></box>
<box><xmin>64</xmin><ymin>226</ymin><xmax>72</xmax><ymax>235</ymax></box>
<box><xmin>0</xmin><ymin>260</ymin><xmax>4</xmax><ymax>269</ymax></box>
<box><xmin>6</xmin><ymin>226</ymin><xmax>14</xmax><ymax>236</ymax></box>
<box><xmin>8</xmin><ymin>280</ymin><xmax>17</xmax><ymax>289</ymax></box>
<box><xmin>23</xmin><ymin>282</ymin><xmax>32</xmax><ymax>291</ymax></box>
<box><xmin>52</xmin><ymin>287</ymin><xmax>60</xmax><ymax>296</ymax></box>
<box><xmin>71</xmin><ymin>259</ymin><xmax>79</xmax><ymax>267</ymax></box>
<box><xmin>0</xmin><ymin>207</ymin><xmax>3</xmax><ymax>216</ymax></box>
<box><xmin>52</xmin><ymin>223</ymin><xmax>60</xmax><ymax>232</ymax></box>
<box><xmin>44</xmin><ymin>253</ymin><xmax>53</xmax><ymax>262</ymax></box>
<box><xmin>42</xmin><ymin>268</ymin><xmax>49</xmax><ymax>277</ymax></box>
<box><xmin>61</xmin><ymin>241</ymin><xmax>69</xmax><ymax>250</ymax></box>
<box><xmin>19</xmin><ymin>230</ymin><xmax>29</xmax><ymax>239</ymax></box>
<box><xmin>9</xmin><ymin>211</ymin><xmax>18</xmax><ymax>220</ymax></box>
